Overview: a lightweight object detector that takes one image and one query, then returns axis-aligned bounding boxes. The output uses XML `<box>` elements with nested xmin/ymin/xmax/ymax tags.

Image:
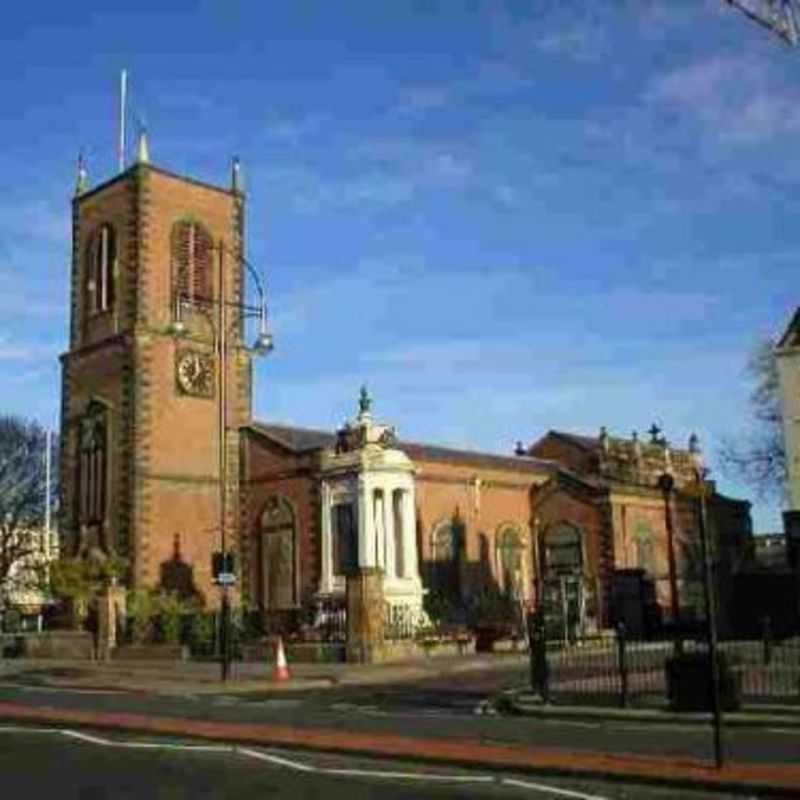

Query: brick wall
<box><xmin>240</xmin><ymin>431</ymin><xmax>320</xmax><ymax>610</ymax></box>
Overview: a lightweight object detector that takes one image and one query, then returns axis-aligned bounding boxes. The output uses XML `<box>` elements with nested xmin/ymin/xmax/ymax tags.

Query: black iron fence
<box><xmin>529</xmin><ymin>618</ymin><xmax>800</xmax><ymax>707</ymax></box>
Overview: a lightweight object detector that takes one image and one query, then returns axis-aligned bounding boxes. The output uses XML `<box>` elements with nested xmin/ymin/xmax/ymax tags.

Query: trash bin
<box><xmin>665</xmin><ymin>651</ymin><xmax>741</xmax><ymax>712</ymax></box>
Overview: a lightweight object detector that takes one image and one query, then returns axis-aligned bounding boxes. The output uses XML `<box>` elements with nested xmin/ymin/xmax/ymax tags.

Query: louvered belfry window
<box><xmin>86</xmin><ymin>224</ymin><xmax>116</xmax><ymax>314</ymax></box>
<box><xmin>172</xmin><ymin>220</ymin><xmax>212</xmax><ymax>302</ymax></box>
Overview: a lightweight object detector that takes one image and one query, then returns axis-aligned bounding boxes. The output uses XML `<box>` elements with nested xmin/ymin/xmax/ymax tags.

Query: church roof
<box><xmin>247</xmin><ymin>422</ymin><xmax>335</xmax><ymax>452</ymax></box>
<box><xmin>544</xmin><ymin>430</ymin><xmax>599</xmax><ymax>451</ymax></box>
<box><xmin>399</xmin><ymin>441</ymin><xmax>555</xmax><ymax>474</ymax></box>
<box><xmin>247</xmin><ymin>420</ymin><xmax>556</xmax><ymax>474</ymax></box>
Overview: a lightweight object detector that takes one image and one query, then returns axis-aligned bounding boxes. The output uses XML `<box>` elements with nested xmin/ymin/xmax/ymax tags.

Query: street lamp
<box><xmin>657</xmin><ymin>471</ymin><xmax>680</xmax><ymax>625</ymax></box>
<box><xmin>169</xmin><ymin>238</ymin><xmax>273</xmax><ymax>681</ymax></box>
<box><xmin>692</xmin><ymin>464</ymin><xmax>725</xmax><ymax>770</ymax></box>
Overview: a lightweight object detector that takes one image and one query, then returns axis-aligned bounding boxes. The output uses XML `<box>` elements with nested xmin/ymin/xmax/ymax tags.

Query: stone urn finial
<box><xmin>358</xmin><ymin>384</ymin><xmax>372</xmax><ymax>416</ymax></box>
<box><xmin>75</xmin><ymin>152</ymin><xmax>88</xmax><ymax>195</ymax></box>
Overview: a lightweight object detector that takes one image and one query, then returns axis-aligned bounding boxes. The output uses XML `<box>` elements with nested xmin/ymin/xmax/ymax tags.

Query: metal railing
<box><xmin>528</xmin><ymin>617</ymin><xmax>800</xmax><ymax>707</ymax></box>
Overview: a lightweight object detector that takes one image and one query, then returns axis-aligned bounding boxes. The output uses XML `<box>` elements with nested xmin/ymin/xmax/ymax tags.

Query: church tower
<box><xmin>59</xmin><ymin>139</ymin><xmax>253</xmax><ymax>603</ymax></box>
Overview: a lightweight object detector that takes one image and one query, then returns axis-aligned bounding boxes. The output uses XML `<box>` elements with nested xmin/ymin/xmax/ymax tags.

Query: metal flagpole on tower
<box><xmin>44</xmin><ymin>428</ymin><xmax>51</xmax><ymax>540</ymax></box>
<box><xmin>119</xmin><ymin>69</ymin><xmax>128</xmax><ymax>172</ymax></box>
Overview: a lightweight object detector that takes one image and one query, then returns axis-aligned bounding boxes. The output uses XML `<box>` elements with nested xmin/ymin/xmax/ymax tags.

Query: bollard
<box><xmin>762</xmin><ymin>615</ymin><xmax>773</xmax><ymax>666</ymax></box>
<box><xmin>527</xmin><ymin>611</ymin><xmax>550</xmax><ymax>703</ymax></box>
<box><xmin>616</xmin><ymin>621</ymin><xmax>628</xmax><ymax>709</ymax></box>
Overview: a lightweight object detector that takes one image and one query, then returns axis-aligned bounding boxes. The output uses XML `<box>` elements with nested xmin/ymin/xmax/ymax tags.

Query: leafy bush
<box><xmin>189</xmin><ymin>612</ymin><xmax>216</xmax><ymax>656</ymax></box>
<box><xmin>155</xmin><ymin>591</ymin><xmax>185</xmax><ymax>644</ymax></box>
<box><xmin>467</xmin><ymin>586</ymin><xmax>517</xmax><ymax>626</ymax></box>
<box><xmin>126</xmin><ymin>588</ymin><xmax>157</xmax><ymax>644</ymax></box>
<box><xmin>50</xmin><ymin>554</ymin><xmax>128</xmax><ymax>607</ymax></box>
<box><xmin>423</xmin><ymin>590</ymin><xmax>462</xmax><ymax>631</ymax></box>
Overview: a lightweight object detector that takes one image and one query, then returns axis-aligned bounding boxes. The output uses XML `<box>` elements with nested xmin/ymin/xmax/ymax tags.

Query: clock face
<box><xmin>176</xmin><ymin>351</ymin><xmax>214</xmax><ymax>397</ymax></box>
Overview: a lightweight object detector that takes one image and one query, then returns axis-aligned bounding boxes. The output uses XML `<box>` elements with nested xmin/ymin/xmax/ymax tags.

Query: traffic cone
<box><xmin>273</xmin><ymin>636</ymin><xmax>291</xmax><ymax>682</ymax></box>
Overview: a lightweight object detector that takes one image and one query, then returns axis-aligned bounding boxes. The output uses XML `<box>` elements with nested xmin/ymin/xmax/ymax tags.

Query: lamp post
<box><xmin>694</xmin><ymin>464</ymin><xmax>725</xmax><ymax>769</ymax></box>
<box><xmin>657</xmin><ymin>472</ymin><xmax>680</xmax><ymax>625</ymax></box>
<box><xmin>169</xmin><ymin>238</ymin><xmax>273</xmax><ymax>682</ymax></box>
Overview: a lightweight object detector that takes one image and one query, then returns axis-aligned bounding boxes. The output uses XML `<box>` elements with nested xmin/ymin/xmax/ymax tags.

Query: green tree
<box><xmin>49</xmin><ymin>554</ymin><xmax>127</xmax><ymax>605</ymax></box>
<box><xmin>719</xmin><ymin>339</ymin><xmax>787</xmax><ymax>502</ymax></box>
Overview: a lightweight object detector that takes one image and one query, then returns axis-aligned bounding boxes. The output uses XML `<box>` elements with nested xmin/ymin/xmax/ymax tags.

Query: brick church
<box><xmin>59</xmin><ymin>143</ymin><xmax>753</xmax><ymax>637</ymax></box>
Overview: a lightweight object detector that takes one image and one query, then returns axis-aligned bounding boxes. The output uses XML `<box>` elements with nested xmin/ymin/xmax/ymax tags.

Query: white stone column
<box><xmin>402</xmin><ymin>487</ymin><xmax>419</xmax><ymax>580</ymax></box>
<box><xmin>319</xmin><ymin>481</ymin><xmax>333</xmax><ymax>593</ymax></box>
<box><xmin>385</xmin><ymin>487</ymin><xmax>396</xmax><ymax>580</ymax></box>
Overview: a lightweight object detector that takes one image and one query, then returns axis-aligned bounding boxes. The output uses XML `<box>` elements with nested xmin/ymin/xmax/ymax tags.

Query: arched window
<box><xmin>77</xmin><ymin>400</ymin><xmax>108</xmax><ymax>535</ymax></box>
<box><xmin>86</xmin><ymin>224</ymin><xmax>116</xmax><ymax>314</ymax></box>
<box><xmin>496</xmin><ymin>524</ymin><xmax>524</xmax><ymax>592</ymax></box>
<box><xmin>260</xmin><ymin>496</ymin><xmax>297</xmax><ymax>609</ymax></box>
<box><xmin>429</xmin><ymin>517</ymin><xmax>462</xmax><ymax>600</ymax></box>
<box><xmin>633</xmin><ymin>520</ymin><xmax>656</xmax><ymax>575</ymax></box>
<box><xmin>543</xmin><ymin>523</ymin><xmax>582</xmax><ymax>576</ymax></box>
<box><xmin>431</xmin><ymin>519</ymin><xmax>460</xmax><ymax>562</ymax></box>
<box><xmin>171</xmin><ymin>220</ymin><xmax>213</xmax><ymax>302</ymax></box>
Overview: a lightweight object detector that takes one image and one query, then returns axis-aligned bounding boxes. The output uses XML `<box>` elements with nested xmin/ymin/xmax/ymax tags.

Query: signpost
<box><xmin>212</xmin><ymin>552</ymin><xmax>236</xmax><ymax>680</ymax></box>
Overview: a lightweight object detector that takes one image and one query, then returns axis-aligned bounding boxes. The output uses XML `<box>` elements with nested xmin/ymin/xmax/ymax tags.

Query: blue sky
<box><xmin>0</xmin><ymin>1</ymin><xmax>796</xmax><ymax>531</ymax></box>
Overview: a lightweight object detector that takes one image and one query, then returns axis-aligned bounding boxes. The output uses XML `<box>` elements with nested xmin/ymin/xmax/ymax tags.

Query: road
<box><xmin>0</xmin><ymin>676</ymin><xmax>797</xmax><ymax>767</ymax></box>
<box><xmin>0</xmin><ymin>728</ymin><xmax>751</xmax><ymax>799</ymax></box>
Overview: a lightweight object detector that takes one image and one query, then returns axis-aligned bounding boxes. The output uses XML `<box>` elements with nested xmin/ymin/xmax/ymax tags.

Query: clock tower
<box><xmin>59</xmin><ymin>139</ymin><xmax>252</xmax><ymax>603</ymax></box>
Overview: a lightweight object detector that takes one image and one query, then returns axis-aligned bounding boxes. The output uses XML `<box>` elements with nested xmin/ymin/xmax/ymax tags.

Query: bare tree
<box><xmin>718</xmin><ymin>339</ymin><xmax>787</xmax><ymax>502</ymax></box>
<box><xmin>0</xmin><ymin>415</ymin><xmax>57</xmax><ymax>600</ymax></box>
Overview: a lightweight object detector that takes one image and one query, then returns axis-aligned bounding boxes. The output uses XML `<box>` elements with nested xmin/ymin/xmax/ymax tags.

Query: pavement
<box><xmin>1</xmin><ymin>655</ymin><xmax>800</xmax><ymax>797</ymax></box>
<box><xmin>495</xmin><ymin>688</ymin><xmax>800</xmax><ymax>730</ymax></box>
<box><xmin>0</xmin><ymin>652</ymin><xmax>529</xmax><ymax>694</ymax></box>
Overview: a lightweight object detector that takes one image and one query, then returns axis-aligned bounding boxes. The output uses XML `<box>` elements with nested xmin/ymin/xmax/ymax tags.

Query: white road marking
<box><xmin>59</xmin><ymin>729</ymin><xmax>231</xmax><ymax>752</ymax></box>
<box><xmin>0</xmin><ymin>725</ymin><xmax>616</xmax><ymax>797</ymax></box>
<box><xmin>235</xmin><ymin>747</ymin><xmax>317</xmax><ymax>773</ymax></box>
<box><xmin>502</xmin><ymin>777</ymin><xmax>611</xmax><ymax>800</ymax></box>
<box><xmin>60</xmin><ymin>730</ymin><xmax>113</xmax><ymax>745</ymax></box>
<box><xmin>324</xmin><ymin>767</ymin><xmax>494</xmax><ymax>783</ymax></box>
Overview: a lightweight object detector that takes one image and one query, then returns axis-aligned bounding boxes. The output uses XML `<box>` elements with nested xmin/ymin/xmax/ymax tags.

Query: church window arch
<box><xmin>259</xmin><ymin>495</ymin><xmax>298</xmax><ymax>609</ymax></box>
<box><xmin>171</xmin><ymin>219</ymin><xmax>213</xmax><ymax>302</ymax></box>
<box><xmin>76</xmin><ymin>399</ymin><xmax>111</xmax><ymax>554</ymax></box>
<box><xmin>85</xmin><ymin>223</ymin><xmax>116</xmax><ymax>315</ymax></box>
<box><xmin>431</xmin><ymin>518</ymin><xmax>461</xmax><ymax>562</ymax></box>
<box><xmin>496</xmin><ymin>523</ymin><xmax>525</xmax><ymax>592</ymax></box>
<box><xmin>542</xmin><ymin>522</ymin><xmax>583</xmax><ymax>575</ymax></box>
<box><xmin>429</xmin><ymin>517</ymin><xmax>462</xmax><ymax>601</ymax></box>
<box><xmin>633</xmin><ymin>520</ymin><xmax>656</xmax><ymax>575</ymax></box>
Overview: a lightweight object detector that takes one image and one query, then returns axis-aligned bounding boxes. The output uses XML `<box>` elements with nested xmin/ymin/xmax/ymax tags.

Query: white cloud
<box><xmin>263</xmin><ymin>113</ymin><xmax>330</xmax><ymax>145</ymax></box>
<box><xmin>392</xmin><ymin>85</ymin><xmax>451</xmax><ymax>115</ymax></box>
<box><xmin>0</xmin><ymin>335</ymin><xmax>58</xmax><ymax>362</ymax></box>
<box><xmin>644</xmin><ymin>54</ymin><xmax>800</xmax><ymax>148</ymax></box>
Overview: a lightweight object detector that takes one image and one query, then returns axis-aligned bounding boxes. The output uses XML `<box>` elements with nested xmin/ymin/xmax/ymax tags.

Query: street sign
<box><xmin>216</xmin><ymin>572</ymin><xmax>237</xmax><ymax>586</ymax></box>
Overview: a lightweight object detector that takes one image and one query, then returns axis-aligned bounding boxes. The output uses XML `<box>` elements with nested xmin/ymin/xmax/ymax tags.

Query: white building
<box><xmin>318</xmin><ymin>387</ymin><xmax>426</xmax><ymax>626</ymax></box>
